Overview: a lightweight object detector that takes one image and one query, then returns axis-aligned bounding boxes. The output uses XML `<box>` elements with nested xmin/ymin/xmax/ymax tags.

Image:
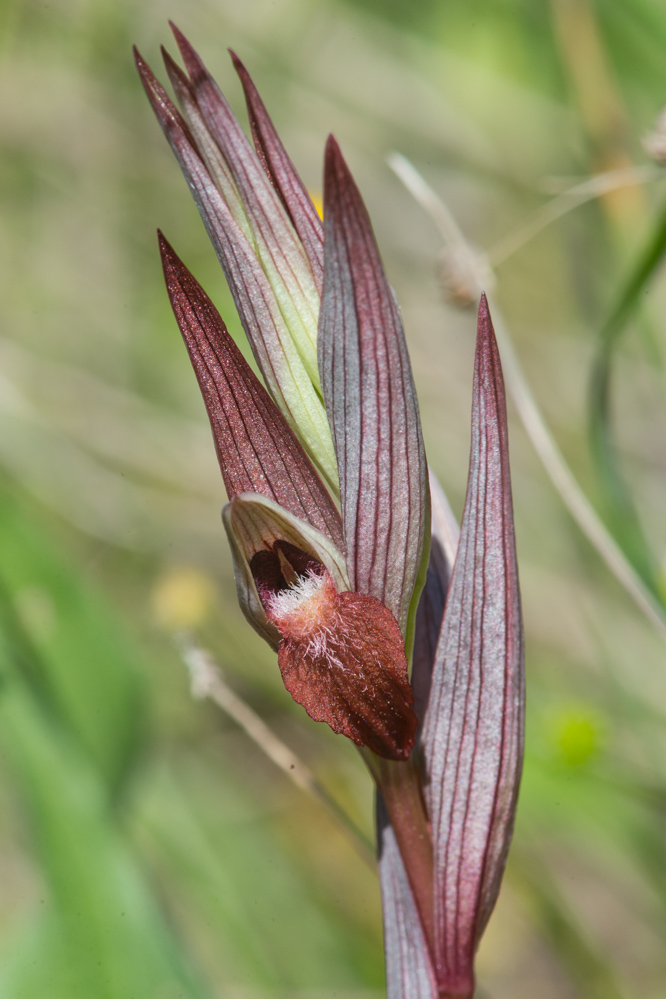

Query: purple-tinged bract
<box><xmin>422</xmin><ymin>295</ymin><xmax>524</xmax><ymax>998</ymax></box>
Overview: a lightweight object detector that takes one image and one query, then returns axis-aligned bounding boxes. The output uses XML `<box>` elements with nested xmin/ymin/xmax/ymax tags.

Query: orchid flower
<box><xmin>136</xmin><ymin>27</ymin><xmax>524</xmax><ymax>999</ymax></box>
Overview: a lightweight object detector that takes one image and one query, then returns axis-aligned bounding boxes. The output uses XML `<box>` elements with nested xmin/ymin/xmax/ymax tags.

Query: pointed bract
<box><xmin>134</xmin><ymin>48</ymin><xmax>338</xmax><ymax>490</ymax></box>
<box><xmin>162</xmin><ymin>49</ymin><xmax>253</xmax><ymax>243</ymax></box>
<box><xmin>421</xmin><ymin>297</ymin><xmax>524</xmax><ymax>998</ymax></box>
<box><xmin>230</xmin><ymin>49</ymin><xmax>325</xmax><ymax>294</ymax></box>
<box><xmin>318</xmin><ymin>136</ymin><xmax>429</xmax><ymax>638</ymax></box>
<box><xmin>168</xmin><ymin>25</ymin><xmax>322</xmax><ymax>389</ymax></box>
<box><xmin>159</xmin><ymin>233</ymin><xmax>343</xmax><ymax>549</ymax></box>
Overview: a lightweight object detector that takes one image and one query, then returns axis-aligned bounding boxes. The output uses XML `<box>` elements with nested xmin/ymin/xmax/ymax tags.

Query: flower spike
<box><xmin>318</xmin><ymin>136</ymin><xmax>429</xmax><ymax>640</ymax></box>
<box><xmin>159</xmin><ymin>233</ymin><xmax>343</xmax><ymax>548</ymax></box>
<box><xmin>422</xmin><ymin>295</ymin><xmax>524</xmax><ymax>998</ymax></box>
<box><xmin>137</xmin><ymin>29</ymin><xmax>525</xmax><ymax>994</ymax></box>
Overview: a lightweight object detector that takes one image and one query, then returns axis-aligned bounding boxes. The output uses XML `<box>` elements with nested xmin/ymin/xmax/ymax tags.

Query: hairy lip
<box><xmin>250</xmin><ymin>542</ymin><xmax>418</xmax><ymax>760</ymax></box>
<box><xmin>265</xmin><ymin>569</ymin><xmax>337</xmax><ymax>641</ymax></box>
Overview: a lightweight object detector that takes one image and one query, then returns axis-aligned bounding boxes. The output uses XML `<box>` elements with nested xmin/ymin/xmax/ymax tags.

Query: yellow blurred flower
<box><xmin>308</xmin><ymin>189</ymin><xmax>323</xmax><ymax>220</ymax></box>
<box><xmin>550</xmin><ymin>705</ymin><xmax>606</xmax><ymax>768</ymax></box>
<box><xmin>151</xmin><ymin>565</ymin><xmax>217</xmax><ymax>631</ymax></box>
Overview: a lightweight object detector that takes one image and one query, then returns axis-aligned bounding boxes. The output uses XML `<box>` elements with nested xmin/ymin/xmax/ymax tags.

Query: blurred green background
<box><xmin>2</xmin><ymin>0</ymin><xmax>666</xmax><ymax>996</ymax></box>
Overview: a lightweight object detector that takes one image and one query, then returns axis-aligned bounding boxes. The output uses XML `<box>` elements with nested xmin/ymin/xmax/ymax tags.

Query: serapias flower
<box><xmin>159</xmin><ymin>233</ymin><xmax>418</xmax><ymax>761</ymax></box>
<box><xmin>137</xmin><ymin>27</ymin><xmax>524</xmax><ymax>999</ymax></box>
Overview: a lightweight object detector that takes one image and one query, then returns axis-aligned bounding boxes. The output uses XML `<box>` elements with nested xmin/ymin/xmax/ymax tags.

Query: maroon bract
<box><xmin>135</xmin><ymin>41</ymin><xmax>337</xmax><ymax>490</ymax></box>
<box><xmin>421</xmin><ymin>295</ymin><xmax>524</xmax><ymax>998</ymax></box>
<box><xmin>159</xmin><ymin>233</ymin><xmax>342</xmax><ymax>549</ymax></box>
<box><xmin>319</xmin><ymin>136</ymin><xmax>429</xmax><ymax>643</ymax></box>
<box><xmin>230</xmin><ymin>49</ymin><xmax>325</xmax><ymax>291</ymax></box>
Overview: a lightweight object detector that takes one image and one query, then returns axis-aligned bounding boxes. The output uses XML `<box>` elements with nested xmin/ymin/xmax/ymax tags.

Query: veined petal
<box><xmin>412</xmin><ymin>469</ymin><xmax>460</xmax><ymax>722</ymax></box>
<box><xmin>230</xmin><ymin>50</ymin><xmax>324</xmax><ymax>295</ymax></box>
<box><xmin>377</xmin><ymin>796</ymin><xmax>439</xmax><ymax>999</ymax></box>
<box><xmin>168</xmin><ymin>25</ymin><xmax>321</xmax><ymax>389</ymax></box>
<box><xmin>159</xmin><ymin>233</ymin><xmax>342</xmax><ymax>548</ymax></box>
<box><xmin>223</xmin><ymin>492</ymin><xmax>349</xmax><ymax>645</ymax></box>
<box><xmin>318</xmin><ymin>136</ymin><xmax>428</xmax><ymax>638</ymax></box>
<box><xmin>134</xmin><ymin>49</ymin><xmax>339</xmax><ymax>490</ymax></box>
<box><xmin>421</xmin><ymin>297</ymin><xmax>524</xmax><ymax>998</ymax></box>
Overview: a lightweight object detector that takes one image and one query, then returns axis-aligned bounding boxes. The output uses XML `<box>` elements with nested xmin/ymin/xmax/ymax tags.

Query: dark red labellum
<box><xmin>250</xmin><ymin>542</ymin><xmax>418</xmax><ymax>760</ymax></box>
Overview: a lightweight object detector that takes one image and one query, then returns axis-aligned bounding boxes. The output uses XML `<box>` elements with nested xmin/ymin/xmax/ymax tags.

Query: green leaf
<box><xmin>0</xmin><ymin>485</ymin><xmax>145</xmax><ymax>795</ymax></box>
<box><xmin>588</xmin><ymin>198</ymin><xmax>666</xmax><ymax>596</ymax></box>
<box><xmin>0</xmin><ymin>638</ymin><xmax>212</xmax><ymax>999</ymax></box>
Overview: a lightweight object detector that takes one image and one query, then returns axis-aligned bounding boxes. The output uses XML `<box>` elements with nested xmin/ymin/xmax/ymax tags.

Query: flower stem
<box><xmin>364</xmin><ymin>751</ymin><xmax>435</xmax><ymax>958</ymax></box>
